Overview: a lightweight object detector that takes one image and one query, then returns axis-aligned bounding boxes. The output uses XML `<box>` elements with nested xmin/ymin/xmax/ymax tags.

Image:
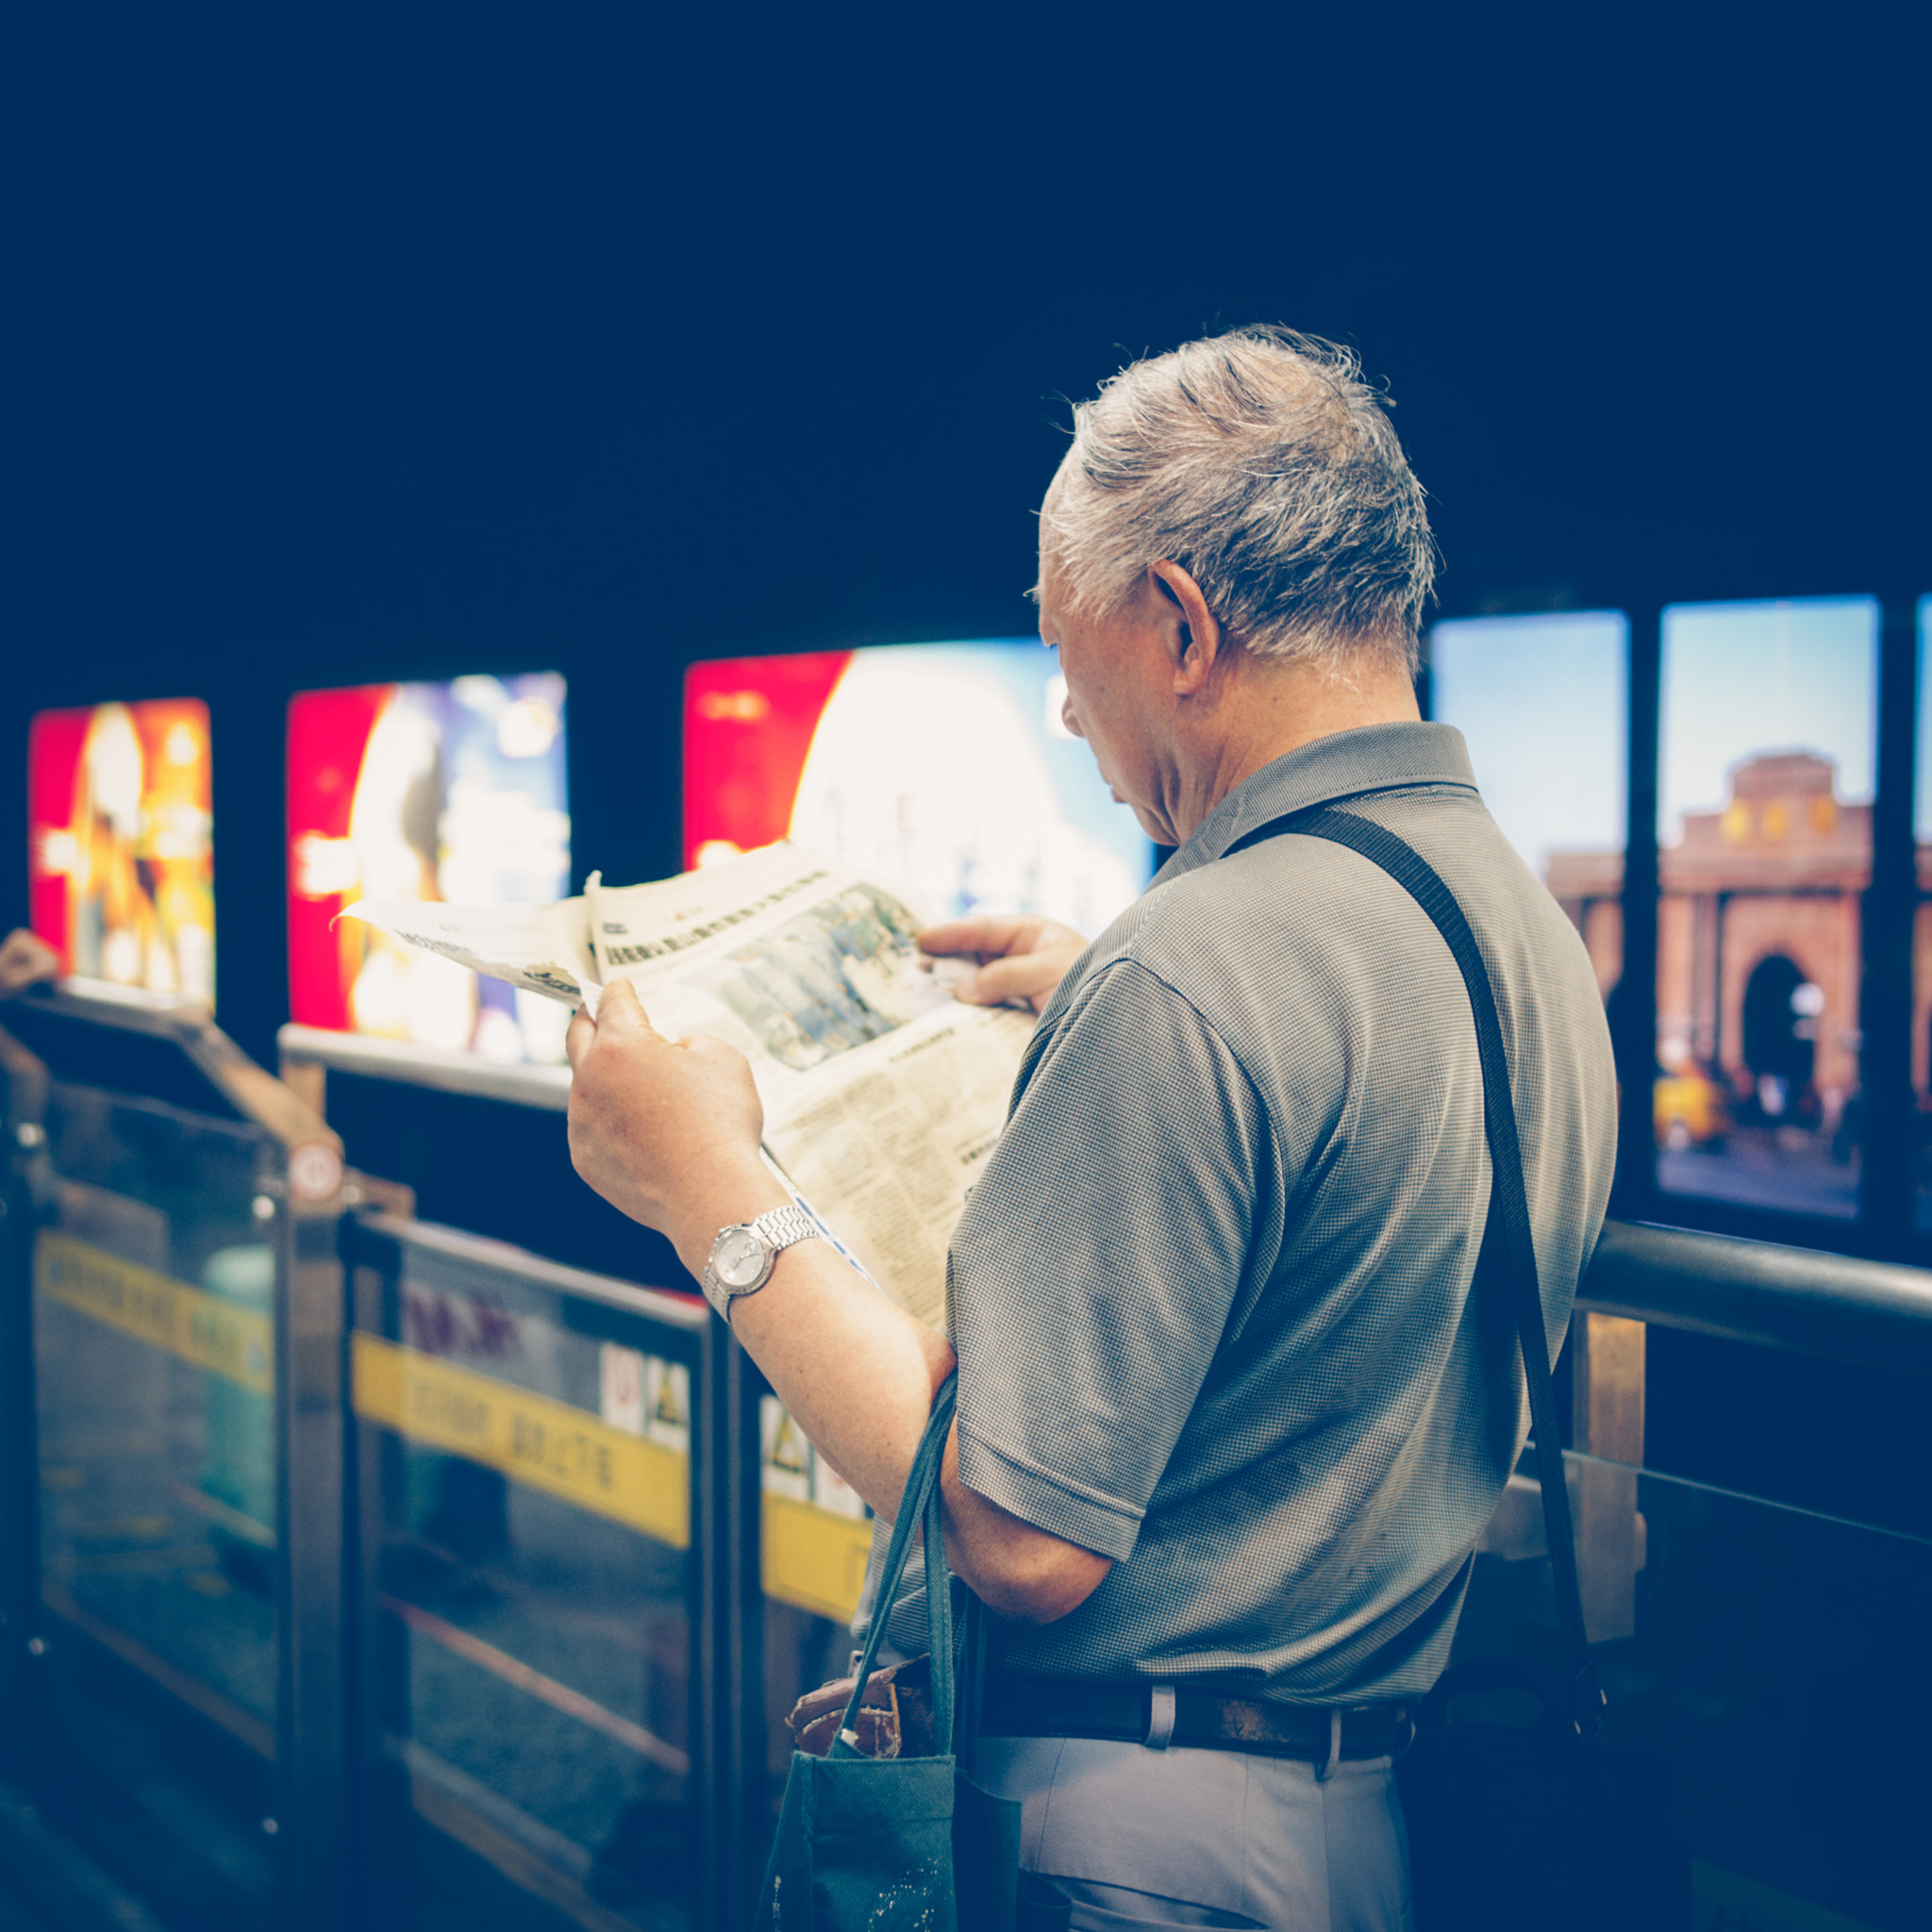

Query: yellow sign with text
<box><xmin>351</xmin><ymin>1333</ymin><xmax>689</xmax><ymax>1550</ymax></box>
<box><xmin>761</xmin><ymin>1493</ymin><xmax>875</xmax><ymax>1623</ymax></box>
<box><xmin>36</xmin><ymin>1230</ymin><xmax>274</xmax><ymax>1395</ymax></box>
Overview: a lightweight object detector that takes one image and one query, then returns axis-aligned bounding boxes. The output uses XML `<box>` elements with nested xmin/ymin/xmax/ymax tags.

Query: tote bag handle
<box><xmin>827</xmin><ymin>1372</ymin><xmax>959</xmax><ymax>1758</ymax></box>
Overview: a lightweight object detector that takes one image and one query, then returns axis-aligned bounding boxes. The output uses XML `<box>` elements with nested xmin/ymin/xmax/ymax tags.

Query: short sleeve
<box><xmin>948</xmin><ymin>958</ymin><xmax>1274</xmax><ymax>1560</ymax></box>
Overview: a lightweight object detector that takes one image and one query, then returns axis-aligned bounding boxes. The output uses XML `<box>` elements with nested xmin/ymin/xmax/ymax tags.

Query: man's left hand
<box><xmin>565</xmin><ymin>977</ymin><xmax>779</xmax><ymax>1270</ymax></box>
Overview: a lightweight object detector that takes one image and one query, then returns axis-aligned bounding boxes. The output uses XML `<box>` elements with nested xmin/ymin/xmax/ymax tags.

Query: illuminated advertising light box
<box><xmin>684</xmin><ymin>642</ymin><xmax>1154</xmax><ymax>936</ymax></box>
<box><xmin>288</xmin><ymin>674</ymin><xmax>570</xmax><ymax>1062</ymax></box>
<box><xmin>28</xmin><ymin>699</ymin><xmax>215</xmax><ymax>1002</ymax></box>
<box><xmin>1429</xmin><ymin>609</ymin><xmax>1628</xmax><ymax>1005</ymax></box>
<box><xmin>1654</xmin><ymin>595</ymin><xmax>1878</xmax><ymax>1221</ymax></box>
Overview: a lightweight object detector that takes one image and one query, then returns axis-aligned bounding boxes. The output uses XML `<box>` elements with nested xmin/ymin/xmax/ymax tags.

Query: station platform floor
<box><xmin>0</xmin><ymin>1869</ymin><xmax>63</xmax><ymax>1932</ymax></box>
<box><xmin>0</xmin><ymin>1779</ymin><xmax>175</xmax><ymax>1932</ymax></box>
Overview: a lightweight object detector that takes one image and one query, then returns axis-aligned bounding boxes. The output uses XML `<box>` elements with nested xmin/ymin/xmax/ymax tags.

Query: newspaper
<box><xmin>330</xmin><ymin>896</ymin><xmax>600</xmax><ymax>1007</ymax></box>
<box><xmin>343</xmin><ymin>845</ymin><xmax>1034</xmax><ymax>1327</ymax></box>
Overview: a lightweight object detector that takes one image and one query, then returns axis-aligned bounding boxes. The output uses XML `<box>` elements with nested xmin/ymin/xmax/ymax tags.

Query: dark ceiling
<box><xmin>5</xmin><ymin>6</ymin><xmax>1923</xmax><ymax>1059</ymax></box>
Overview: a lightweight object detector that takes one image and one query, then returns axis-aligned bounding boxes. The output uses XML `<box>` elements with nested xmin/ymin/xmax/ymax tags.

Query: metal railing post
<box><xmin>1613</xmin><ymin>603</ymin><xmax>1663</xmax><ymax>1220</ymax></box>
<box><xmin>275</xmin><ymin>1183</ymin><xmax>352</xmax><ymax>1932</ymax></box>
<box><xmin>0</xmin><ymin>1030</ymin><xmax>48</xmax><ymax>1783</ymax></box>
<box><xmin>1857</xmin><ymin>594</ymin><xmax>1920</xmax><ymax>1252</ymax></box>
<box><xmin>1570</xmin><ymin>1309</ymin><xmax>1647</xmax><ymax>1642</ymax></box>
<box><xmin>718</xmin><ymin>1327</ymin><xmax>762</xmax><ymax>1930</ymax></box>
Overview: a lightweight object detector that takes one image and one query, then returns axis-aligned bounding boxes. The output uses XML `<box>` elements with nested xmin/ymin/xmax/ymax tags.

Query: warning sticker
<box><xmin>758</xmin><ymin>1395</ymin><xmax>875</xmax><ymax>1621</ymax></box>
<box><xmin>36</xmin><ymin>1230</ymin><xmax>274</xmax><ymax>1395</ymax></box>
<box><xmin>352</xmin><ymin>1332</ymin><xmax>689</xmax><ymax>1549</ymax></box>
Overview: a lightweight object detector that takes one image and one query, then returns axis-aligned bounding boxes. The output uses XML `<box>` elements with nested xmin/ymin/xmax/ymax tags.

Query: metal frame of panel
<box><xmin>278</xmin><ymin>1180</ymin><xmax>353</xmax><ymax>1932</ymax></box>
<box><xmin>0</xmin><ymin>1024</ymin><xmax>49</xmax><ymax>1784</ymax></box>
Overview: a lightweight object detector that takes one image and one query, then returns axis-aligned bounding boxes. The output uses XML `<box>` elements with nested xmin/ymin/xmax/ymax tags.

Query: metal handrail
<box><xmin>278</xmin><ymin>1022</ymin><xmax>573</xmax><ymax>1111</ymax></box>
<box><xmin>343</xmin><ymin>1208</ymin><xmax>1932</xmax><ymax>1370</ymax></box>
<box><xmin>1580</xmin><ymin>1218</ymin><xmax>1932</xmax><ymax>1376</ymax></box>
<box><xmin>8</xmin><ymin>987</ymin><xmax>341</xmax><ymax>1156</ymax></box>
<box><xmin>343</xmin><ymin>1208</ymin><xmax>707</xmax><ymax>1330</ymax></box>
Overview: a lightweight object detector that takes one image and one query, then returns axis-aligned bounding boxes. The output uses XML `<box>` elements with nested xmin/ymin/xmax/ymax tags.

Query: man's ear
<box><xmin>1148</xmin><ymin>560</ymin><xmax>1221</xmax><ymax>695</ymax></box>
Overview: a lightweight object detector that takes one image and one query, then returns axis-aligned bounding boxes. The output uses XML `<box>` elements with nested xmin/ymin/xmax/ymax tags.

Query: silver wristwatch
<box><xmin>700</xmin><ymin>1205</ymin><xmax>822</xmax><ymax>1323</ymax></box>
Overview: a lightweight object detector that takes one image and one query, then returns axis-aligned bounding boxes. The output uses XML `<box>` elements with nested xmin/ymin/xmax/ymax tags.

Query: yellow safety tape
<box><xmin>36</xmin><ymin>1230</ymin><xmax>274</xmax><ymax>1396</ymax></box>
<box><xmin>761</xmin><ymin>1492</ymin><xmax>874</xmax><ymax>1623</ymax></box>
<box><xmin>352</xmin><ymin>1333</ymin><xmax>689</xmax><ymax>1551</ymax></box>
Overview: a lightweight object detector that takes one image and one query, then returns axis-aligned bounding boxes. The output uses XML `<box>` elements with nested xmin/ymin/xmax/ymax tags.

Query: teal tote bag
<box><xmin>757</xmin><ymin>1373</ymin><xmax>1023</xmax><ymax>1930</ymax></box>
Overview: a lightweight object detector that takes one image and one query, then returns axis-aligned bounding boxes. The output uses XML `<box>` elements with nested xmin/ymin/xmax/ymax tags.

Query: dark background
<box><xmin>4</xmin><ymin>7</ymin><xmax>1924</xmax><ymax>1074</ymax></box>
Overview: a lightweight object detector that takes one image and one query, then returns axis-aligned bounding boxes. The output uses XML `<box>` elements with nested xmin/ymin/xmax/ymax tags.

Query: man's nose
<box><xmin>1061</xmin><ymin>691</ymin><xmax>1085</xmax><ymax>740</ymax></box>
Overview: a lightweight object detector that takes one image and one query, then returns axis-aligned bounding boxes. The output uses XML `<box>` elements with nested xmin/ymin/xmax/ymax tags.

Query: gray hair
<box><xmin>1041</xmin><ymin>327</ymin><xmax>1436</xmax><ymax>676</ymax></box>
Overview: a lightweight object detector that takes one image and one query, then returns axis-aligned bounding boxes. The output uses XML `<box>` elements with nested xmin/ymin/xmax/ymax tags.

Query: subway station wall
<box><xmin>14</xmin><ymin>595</ymin><xmax>1932</xmax><ymax>1263</ymax></box>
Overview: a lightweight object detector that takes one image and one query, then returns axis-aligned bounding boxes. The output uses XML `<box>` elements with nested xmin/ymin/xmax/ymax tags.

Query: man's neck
<box><xmin>1171</xmin><ymin>653</ymin><xmax>1422</xmax><ymax>842</ymax></box>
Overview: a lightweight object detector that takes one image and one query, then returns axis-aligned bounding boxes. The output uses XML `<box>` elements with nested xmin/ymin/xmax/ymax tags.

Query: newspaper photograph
<box><xmin>346</xmin><ymin>844</ymin><xmax>1033</xmax><ymax>1326</ymax></box>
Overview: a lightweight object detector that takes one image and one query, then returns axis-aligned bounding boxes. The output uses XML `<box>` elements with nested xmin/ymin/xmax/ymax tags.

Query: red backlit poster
<box><xmin>28</xmin><ymin>699</ymin><xmax>215</xmax><ymax>1002</ymax></box>
<box><xmin>684</xmin><ymin>643</ymin><xmax>1152</xmax><ymax>935</ymax></box>
<box><xmin>287</xmin><ymin>675</ymin><xmax>570</xmax><ymax>1061</ymax></box>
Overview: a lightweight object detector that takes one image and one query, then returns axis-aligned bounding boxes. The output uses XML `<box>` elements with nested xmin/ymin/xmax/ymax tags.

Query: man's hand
<box><xmin>565</xmin><ymin>978</ymin><xmax>786</xmax><ymax>1273</ymax></box>
<box><xmin>0</xmin><ymin>930</ymin><xmax>59</xmax><ymax>999</ymax></box>
<box><xmin>566</xmin><ymin>975</ymin><xmax>1115</xmax><ymax>1624</ymax></box>
<box><xmin>918</xmin><ymin>915</ymin><xmax>1086</xmax><ymax>1015</ymax></box>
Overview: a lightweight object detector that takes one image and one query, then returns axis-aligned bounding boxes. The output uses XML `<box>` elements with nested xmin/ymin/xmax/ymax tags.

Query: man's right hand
<box><xmin>0</xmin><ymin>930</ymin><xmax>58</xmax><ymax>999</ymax></box>
<box><xmin>918</xmin><ymin>916</ymin><xmax>1087</xmax><ymax>1014</ymax></box>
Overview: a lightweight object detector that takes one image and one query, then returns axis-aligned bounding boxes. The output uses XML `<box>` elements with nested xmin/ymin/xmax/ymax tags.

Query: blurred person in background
<box><xmin>1</xmin><ymin>929</ymin><xmax>59</xmax><ymax>997</ymax></box>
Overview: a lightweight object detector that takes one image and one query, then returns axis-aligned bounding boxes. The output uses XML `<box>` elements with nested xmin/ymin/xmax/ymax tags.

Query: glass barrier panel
<box><xmin>31</xmin><ymin>1078</ymin><xmax>280</xmax><ymax>1920</ymax></box>
<box><xmin>1655</xmin><ymin>596</ymin><xmax>1879</xmax><ymax>1220</ymax></box>
<box><xmin>1429</xmin><ymin>609</ymin><xmax>1629</xmax><ymax>1009</ymax></box>
<box><xmin>1456</xmin><ymin>1448</ymin><xmax>1929</xmax><ymax>1930</ymax></box>
<box><xmin>350</xmin><ymin>1224</ymin><xmax>704</xmax><ymax>1932</ymax></box>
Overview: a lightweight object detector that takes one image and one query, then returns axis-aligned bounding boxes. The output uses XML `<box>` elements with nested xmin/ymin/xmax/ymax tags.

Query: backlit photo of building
<box><xmin>1550</xmin><ymin>751</ymin><xmax>1867</xmax><ymax>1217</ymax></box>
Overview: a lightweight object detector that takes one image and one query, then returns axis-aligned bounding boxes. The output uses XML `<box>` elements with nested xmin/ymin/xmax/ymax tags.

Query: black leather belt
<box><xmin>981</xmin><ymin>1674</ymin><xmax>1410</xmax><ymax>1764</ymax></box>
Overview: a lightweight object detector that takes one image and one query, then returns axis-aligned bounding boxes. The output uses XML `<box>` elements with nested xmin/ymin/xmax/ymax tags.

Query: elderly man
<box><xmin>567</xmin><ymin>327</ymin><xmax>1615</xmax><ymax>1928</ymax></box>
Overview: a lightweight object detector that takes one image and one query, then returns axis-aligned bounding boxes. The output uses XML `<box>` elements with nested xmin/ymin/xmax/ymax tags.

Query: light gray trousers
<box><xmin>976</xmin><ymin>1736</ymin><xmax>1413</xmax><ymax>1930</ymax></box>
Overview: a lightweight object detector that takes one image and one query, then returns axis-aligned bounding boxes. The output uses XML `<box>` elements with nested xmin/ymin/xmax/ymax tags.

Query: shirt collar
<box><xmin>1156</xmin><ymin>722</ymin><xmax>1479</xmax><ymax>884</ymax></box>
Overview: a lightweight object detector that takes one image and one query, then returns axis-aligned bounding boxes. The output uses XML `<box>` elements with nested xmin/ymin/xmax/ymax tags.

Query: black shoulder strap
<box><xmin>1225</xmin><ymin>805</ymin><xmax>1604</xmax><ymax>1757</ymax></box>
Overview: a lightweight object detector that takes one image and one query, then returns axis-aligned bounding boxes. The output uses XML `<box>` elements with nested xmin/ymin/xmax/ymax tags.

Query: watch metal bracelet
<box><xmin>754</xmin><ymin>1204</ymin><xmax>820</xmax><ymax>1255</ymax></box>
<box><xmin>702</xmin><ymin>1204</ymin><xmax>822</xmax><ymax>1324</ymax></box>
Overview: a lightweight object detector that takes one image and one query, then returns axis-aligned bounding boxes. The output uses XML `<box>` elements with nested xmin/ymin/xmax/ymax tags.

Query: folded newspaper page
<box><xmin>331</xmin><ymin>896</ymin><xmax>600</xmax><ymax>1008</ymax></box>
<box><xmin>344</xmin><ymin>845</ymin><xmax>1034</xmax><ymax>1327</ymax></box>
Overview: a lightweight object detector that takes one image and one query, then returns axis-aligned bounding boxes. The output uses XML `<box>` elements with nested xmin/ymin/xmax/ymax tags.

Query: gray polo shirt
<box><xmin>917</xmin><ymin>722</ymin><xmax>1615</xmax><ymax>1707</ymax></box>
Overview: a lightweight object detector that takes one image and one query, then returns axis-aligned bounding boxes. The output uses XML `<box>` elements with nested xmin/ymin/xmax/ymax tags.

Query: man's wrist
<box><xmin>671</xmin><ymin>1165</ymin><xmax>794</xmax><ymax>1282</ymax></box>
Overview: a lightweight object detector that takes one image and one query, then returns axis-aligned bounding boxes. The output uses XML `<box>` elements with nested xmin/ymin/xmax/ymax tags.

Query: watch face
<box><xmin>712</xmin><ymin>1225</ymin><xmax>769</xmax><ymax>1291</ymax></box>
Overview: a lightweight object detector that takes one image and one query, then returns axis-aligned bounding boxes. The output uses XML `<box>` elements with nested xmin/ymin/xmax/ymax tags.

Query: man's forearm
<box><xmin>664</xmin><ymin>1158</ymin><xmax>953</xmax><ymax>1523</ymax></box>
<box><xmin>666</xmin><ymin>1162</ymin><xmax>1110</xmax><ymax>1622</ymax></box>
